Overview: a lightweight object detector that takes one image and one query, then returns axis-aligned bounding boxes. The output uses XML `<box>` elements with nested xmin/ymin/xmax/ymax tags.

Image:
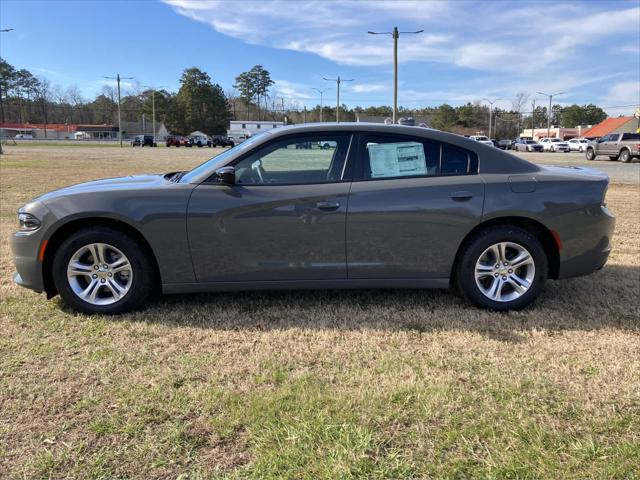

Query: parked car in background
<box><xmin>10</xmin><ymin>123</ymin><xmax>615</xmax><ymax>314</ymax></box>
<box><xmin>229</xmin><ymin>134</ymin><xmax>250</xmax><ymax>144</ymax></box>
<box><xmin>14</xmin><ymin>133</ymin><xmax>34</xmax><ymax>140</ymax></box>
<box><xmin>538</xmin><ymin>138</ymin><xmax>570</xmax><ymax>152</ymax></box>
<box><xmin>497</xmin><ymin>139</ymin><xmax>511</xmax><ymax>150</ymax></box>
<box><xmin>165</xmin><ymin>135</ymin><xmax>180</xmax><ymax>147</ymax></box>
<box><xmin>166</xmin><ymin>136</ymin><xmax>192</xmax><ymax>147</ymax></box>
<box><xmin>469</xmin><ymin>135</ymin><xmax>494</xmax><ymax>147</ymax></box>
<box><xmin>131</xmin><ymin>135</ymin><xmax>157</xmax><ymax>147</ymax></box>
<box><xmin>189</xmin><ymin>135</ymin><xmax>212</xmax><ymax>148</ymax></box>
<box><xmin>211</xmin><ymin>135</ymin><xmax>235</xmax><ymax>147</ymax></box>
<box><xmin>585</xmin><ymin>133</ymin><xmax>640</xmax><ymax>163</ymax></box>
<box><xmin>514</xmin><ymin>140</ymin><xmax>543</xmax><ymax>152</ymax></box>
<box><xmin>567</xmin><ymin>138</ymin><xmax>591</xmax><ymax>152</ymax></box>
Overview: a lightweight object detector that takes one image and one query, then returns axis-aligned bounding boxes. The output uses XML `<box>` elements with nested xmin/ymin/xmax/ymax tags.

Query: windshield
<box><xmin>179</xmin><ymin>133</ymin><xmax>267</xmax><ymax>183</ymax></box>
<box><xmin>551</xmin><ymin>139</ymin><xmax>561</xmax><ymax>142</ymax></box>
<box><xmin>475</xmin><ymin>136</ymin><xmax>489</xmax><ymax>141</ymax></box>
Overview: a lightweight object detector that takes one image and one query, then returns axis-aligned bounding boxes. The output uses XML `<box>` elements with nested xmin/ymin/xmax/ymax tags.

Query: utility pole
<box><xmin>323</xmin><ymin>76</ymin><xmax>354</xmax><ymax>122</ymax></box>
<box><xmin>531</xmin><ymin>99</ymin><xmax>535</xmax><ymax>139</ymax></box>
<box><xmin>482</xmin><ymin>98</ymin><xmax>502</xmax><ymax>139</ymax></box>
<box><xmin>312</xmin><ymin>87</ymin><xmax>330</xmax><ymax>122</ymax></box>
<box><xmin>145</xmin><ymin>86</ymin><xmax>164</xmax><ymax>146</ymax></box>
<box><xmin>537</xmin><ymin>91</ymin><xmax>565</xmax><ymax>139</ymax></box>
<box><xmin>104</xmin><ymin>74</ymin><xmax>134</xmax><ymax>147</ymax></box>
<box><xmin>368</xmin><ymin>26</ymin><xmax>423</xmax><ymax>124</ymax></box>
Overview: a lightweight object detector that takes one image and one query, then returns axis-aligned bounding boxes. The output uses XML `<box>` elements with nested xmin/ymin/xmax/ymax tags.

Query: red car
<box><xmin>166</xmin><ymin>135</ymin><xmax>192</xmax><ymax>147</ymax></box>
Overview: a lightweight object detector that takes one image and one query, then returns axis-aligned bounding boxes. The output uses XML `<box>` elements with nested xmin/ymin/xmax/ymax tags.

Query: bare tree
<box><xmin>512</xmin><ymin>92</ymin><xmax>530</xmax><ymax>135</ymax></box>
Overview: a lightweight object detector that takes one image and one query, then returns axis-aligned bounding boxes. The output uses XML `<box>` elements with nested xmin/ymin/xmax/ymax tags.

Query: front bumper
<box><xmin>10</xmin><ymin>229</ymin><xmax>46</xmax><ymax>293</ymax></box>
<box><xmin>9</xmin><ymin>201</ymin><xmax>57</xmax><ymax>294</ymax></box>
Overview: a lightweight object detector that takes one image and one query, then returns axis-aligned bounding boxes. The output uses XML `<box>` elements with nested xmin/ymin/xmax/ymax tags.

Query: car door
<box><xmin>346</xmin><ymin>133</ymin><xmax>485</xmax><ymax>279</ymax></box>
<box><xmin>598</xmin><ymin>134</ymin><xmax>613</xmax><ymax>154</ymax></box>
<box><xmin>187</xmin><ymin>132</ymin><xmax>353</xmax><ymax>282</ymax></box>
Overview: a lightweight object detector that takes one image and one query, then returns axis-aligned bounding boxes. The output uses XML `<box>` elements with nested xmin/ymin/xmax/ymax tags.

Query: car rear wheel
<box><xmin>620</xmin><ymin>149</ymin><xmax>631</xmax><ymax>163</ymax></box>
<box><xmin>456</xmin><ymin>226</ymin><xmax>547</xmax><ymax>311</ymax></box>
<box><xmin>52</xmin><ymin>227</ymin><xmax>154</xmax><ymax>314</ymax></box>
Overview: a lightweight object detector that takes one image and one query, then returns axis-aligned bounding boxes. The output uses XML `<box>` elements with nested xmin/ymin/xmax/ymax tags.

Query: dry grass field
<box><xmin>1</xmin><ymin>145</ymin><xmax>639</xmax><ymax>479</ymax></box>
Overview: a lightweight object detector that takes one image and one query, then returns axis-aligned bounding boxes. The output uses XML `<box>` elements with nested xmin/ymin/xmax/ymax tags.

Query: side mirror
<box><xmin>215</xmin><ymin>166</ymin><xmax>235</xmax><ymax>184</ymax></box>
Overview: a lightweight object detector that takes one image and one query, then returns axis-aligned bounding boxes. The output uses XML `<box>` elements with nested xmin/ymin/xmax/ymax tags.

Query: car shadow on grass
<box><xmin>76</xmin><ymin>264</ymin><xmax>640</xmax><ymax>343</ymax></box>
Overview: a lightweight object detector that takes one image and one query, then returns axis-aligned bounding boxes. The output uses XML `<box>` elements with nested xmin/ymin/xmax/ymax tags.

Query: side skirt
<box><xmin>162</xmin><ymin>278</ymin><xmax>450</xmax><ymax>295</ymax></box>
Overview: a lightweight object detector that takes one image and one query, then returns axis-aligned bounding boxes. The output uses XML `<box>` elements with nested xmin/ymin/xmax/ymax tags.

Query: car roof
<box><xmin>186</xmin><ymin>123</ymin><xmax>540</xmax><ymax>183</ymax></box>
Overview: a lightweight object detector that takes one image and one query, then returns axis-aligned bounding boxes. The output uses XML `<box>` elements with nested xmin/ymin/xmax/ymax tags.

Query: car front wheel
<box><xmin>586</xmin><ymin>148</ymin><xmax>596</xmax><ymax>160</ymax></box>
<box><xmin>52</xmin><ymin>227</ymin><xmax>154</xmax><ymax>314</ymax></box>
<box><xmin>456</xmin><ymin>226</ymin><xmax>547</xmax><ymax>311</ymax></box>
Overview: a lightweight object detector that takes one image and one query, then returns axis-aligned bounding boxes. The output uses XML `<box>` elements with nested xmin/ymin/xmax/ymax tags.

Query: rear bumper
<box><xmin>556</xmin><ymin>205</ymin><xmax>615</xmax><ymax>279</ymax></box>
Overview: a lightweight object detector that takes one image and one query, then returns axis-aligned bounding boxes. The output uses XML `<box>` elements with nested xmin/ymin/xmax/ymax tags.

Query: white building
<box><xmin>227</xmin><ymin>120</ymin><xmax>283</xmax><ymax>140</ymax></box>
<box><xmin>518</xmin><ymin>126</ymin><xmax>592</xmax><ymax>141</ymax></box>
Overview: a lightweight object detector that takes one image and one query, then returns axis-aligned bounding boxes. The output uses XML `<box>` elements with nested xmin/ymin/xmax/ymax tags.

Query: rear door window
<box><xmin>357</xmin><ymin>134</ymin><xmax>477</xmax><ymax>180</ymax></box>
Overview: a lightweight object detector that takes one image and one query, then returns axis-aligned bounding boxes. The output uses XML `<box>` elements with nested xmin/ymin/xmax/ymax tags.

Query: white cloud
<box><xmin>600</xmin><ymin>81</ymin><xmax>640</xmax><ymax>116</ymax></box>
<box><xmin>272</xmin><ymin>80</ymin><xmax>313</xmax><ymax>101</ymax></box>
<box><xmin>350</xmin><ymin>83</ymin><xmax>387</xmax><ymax>93</ymax></box>
<box><xmin>165</xmin><ymin>0</ymin><xmax>639</xmax><ymax>109</ymax></box>
<box><xmin>165</xmin><ymin>0</ymin><xmax>638</xmax><ymax>72</ymax></box>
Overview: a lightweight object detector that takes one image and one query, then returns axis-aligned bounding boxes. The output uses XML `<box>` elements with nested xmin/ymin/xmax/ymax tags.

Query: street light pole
<box><xmin>537</xmin><ymin>91</ymin><xmax>565</xmax><ymax>138</ymax></box>
<box><xmin>368</xmin><ymin>26</ymin><xmax>423</xmax><ymax>123</ymax></box>
<box><xmin>104</xmin><ymin>74</ymin><xmax>134</xmax><ymax>147</ymax></box>
<box><xmin>323</xmin><ymin>76</ymin><xmax>354</xmax><ymax>122</ymax></box>
<box><xmin>482</xmin><ymin>98</ymin><xmax>502</xmax><ymax>139</ymax></box>
<box><xmin>312</xmin><ymin>88</ymin><xmax>330</xmax><ymax>122</ymax></box>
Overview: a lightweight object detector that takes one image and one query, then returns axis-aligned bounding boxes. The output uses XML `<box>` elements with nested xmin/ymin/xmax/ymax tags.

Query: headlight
<box><xmin>18</xmin><ymin>212</ymin><xmax>41</xmax><ymax>231</ymax></box>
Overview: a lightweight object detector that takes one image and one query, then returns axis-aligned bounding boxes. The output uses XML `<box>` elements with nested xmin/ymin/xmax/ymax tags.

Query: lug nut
<box><xmin>108</xmin><ymin>272</ymin><xmax>112</xmax><ymax>277</ymax></box>
<box><xmin>94</xmin><ymin>265</ymin><xmax>99</xmax><ymax>270</ymax></box>
<box><xmin>494</xmin><ymin>273</ymin><xmax>499</xmax><ymax>277</ymax></box>
<box><xmin>103</xmin><ymin>264</ymin><xmax>108</xmax><ymax>269</ymax></box>
<box><xmin>100</xmin><ymin>278</ymin><xmax>106</xmax><ymax>283</ymax></box>
<box><xmin>503</xmin><ymin>262</ymin><xmax>508</xmax><ymax>266</ymax></box>
<box><xmin>502</xmin><ymin>276</ymin><xmax>507</xmax><ymax>280</ymax></box>
<box><xmin>92</xmin><ymin>274</ymin><xmax>97</xmax><ymax>279</ymax></box>
<box><xmin>508</xmin><ymin>269</ymin><xmax>513</xmax><ymax>273</ymax></box>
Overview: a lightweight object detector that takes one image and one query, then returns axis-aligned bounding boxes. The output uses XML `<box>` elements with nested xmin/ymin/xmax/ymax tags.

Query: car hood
<box><xmin>34</xmin><ymin>174</ymin><xmax>170</xmax><ymax>203</ymax></box>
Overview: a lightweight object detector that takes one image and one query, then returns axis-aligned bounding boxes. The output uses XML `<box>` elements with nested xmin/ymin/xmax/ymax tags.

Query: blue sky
<box><xmin>1</xmin><ymin>0</ymin><xmax>638</xmax><ymax>115</ymax></box>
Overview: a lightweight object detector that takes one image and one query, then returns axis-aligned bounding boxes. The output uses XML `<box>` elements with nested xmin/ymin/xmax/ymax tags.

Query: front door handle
<box><xmin>316</xmin><ymin>201</ymin><xmax>340</xmax><ymax>211</ymax></box>
<box><xmin>450</xmin><ymin>191</ymin><xmax>473</xmax><ymax>200</ymax></box>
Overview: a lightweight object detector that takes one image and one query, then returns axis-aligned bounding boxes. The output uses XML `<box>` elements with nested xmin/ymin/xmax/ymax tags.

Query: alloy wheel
<box><xmin>474</xmin><ymin>242</ymin><xmax>535</xmax><ymax>302</ymax></box>
<box><xmin>66</xmin><ymin>243</ymin><xmax>133</xmax><ymax>305</ymax></box>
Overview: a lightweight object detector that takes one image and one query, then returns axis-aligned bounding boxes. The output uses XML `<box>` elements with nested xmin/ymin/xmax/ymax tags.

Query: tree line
<box><xmin>0</xmin><ymin>58</ymin><xmax>608</xmax><ymax>138</ymax></box>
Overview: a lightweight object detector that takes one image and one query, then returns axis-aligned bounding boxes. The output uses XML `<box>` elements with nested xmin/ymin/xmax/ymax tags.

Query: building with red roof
<box><xmin>581</xmin><ymin>116</ymin><xmax>637</xmax><ymax>138</ymax></box>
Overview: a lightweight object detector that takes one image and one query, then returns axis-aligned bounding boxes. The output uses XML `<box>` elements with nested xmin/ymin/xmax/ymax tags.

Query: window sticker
<box><xmin>368</xmin><ymin>142</ymin><xmax>427</xmax><ymax>178</ymax></box>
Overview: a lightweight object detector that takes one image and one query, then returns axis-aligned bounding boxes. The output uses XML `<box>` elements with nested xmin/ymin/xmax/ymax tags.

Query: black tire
<box><xmin>52</xmin><ymin>227</ymin><xmax>155</xmax><ymax>314</ymax></box>
<box><xmin>455</xmin><ymin>225</ymin><xmax>547</xmax><ymax>311</ymax></box>
<box><xmin>585</xmin><ymin>148</ymin><xmax>596</xmax><ymax>161</ymax></box>
<box><xmin>620</xmin><ymin>149</ymin><xmax>631</xmax><ymax>163</ymax></box>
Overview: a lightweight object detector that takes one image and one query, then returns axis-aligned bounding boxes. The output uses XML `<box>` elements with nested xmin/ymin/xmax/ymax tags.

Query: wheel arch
<box><xmin>42</xmin><ymin>217</ymin><xmax>161</xmax><ymax>299</ymax></box>
<box><xmin>451</xmin><ymin>216</ymin><xmax>560</xmax><ymax>285</ymax></box>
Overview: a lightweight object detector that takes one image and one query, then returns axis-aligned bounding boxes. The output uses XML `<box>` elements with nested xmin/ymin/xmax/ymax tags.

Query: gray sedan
<box><xmin>11</xmin><ymin>124</ymin><xmax>615</xmax><ymax>314</ymax></box>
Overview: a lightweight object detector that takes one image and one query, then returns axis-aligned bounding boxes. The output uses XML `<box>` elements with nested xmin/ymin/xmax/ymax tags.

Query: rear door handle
<box><xmin>316</xmin><ymin>201</ymin><xmax>340</xmax><ymax>211</ymax></box>
<box><xmin>450</xmin><ymin>191</ymin><xmax>473</xmax><ymax>200</ymax></box>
